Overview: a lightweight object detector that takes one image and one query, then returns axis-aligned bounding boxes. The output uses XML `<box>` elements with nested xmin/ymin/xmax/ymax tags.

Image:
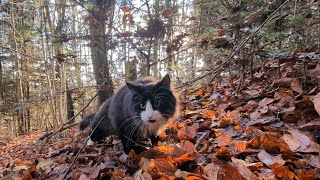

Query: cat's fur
<box><xmin>79</xmin><ymin>74</ymin><xmax>178</xmax><ymax>154</ymax></box>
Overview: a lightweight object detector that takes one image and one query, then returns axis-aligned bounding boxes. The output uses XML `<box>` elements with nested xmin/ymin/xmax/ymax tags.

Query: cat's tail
<box><xmin>79</xmin><ymin>113</ymin><xmax>96</xmax><ymax>130</ymax></box>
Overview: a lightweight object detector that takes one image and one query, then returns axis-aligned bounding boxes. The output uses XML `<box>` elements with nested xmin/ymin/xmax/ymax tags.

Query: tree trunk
<box><xmin>89</xmin><ymin>0</ymin><xmax>114</xmax><ymax>105</ymax></box>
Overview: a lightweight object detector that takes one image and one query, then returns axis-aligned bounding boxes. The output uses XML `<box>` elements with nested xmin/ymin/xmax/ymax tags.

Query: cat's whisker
<box><xmin>119</xmin><ymin>116</ymin><xmax>140</xmax><ymax>130</ymax></box>
<box><xmin>124</xmin><ymin>118</ymin><xmax>140</xmax><ymax>132</ymax></box>
<box><xmin>127</xmin><ymin>120</ymin><xmax>141</xmax><ymax>144</ymax></box>
<box><xmin>125</xmin><ymin>120</ymin><xmax>139</xmax><ymax>146</ymax></box>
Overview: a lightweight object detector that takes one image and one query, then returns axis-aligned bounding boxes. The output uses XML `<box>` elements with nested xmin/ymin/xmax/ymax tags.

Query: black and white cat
<box><xmin>79</xmin><ymin>74</ymin><xmax>178</xmax><ymax>154</ymax></box>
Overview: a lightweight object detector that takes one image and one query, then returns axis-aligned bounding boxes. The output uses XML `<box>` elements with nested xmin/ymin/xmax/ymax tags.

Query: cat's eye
<box><xmin>154</xmin><ymin>101</ymin><xmax>160</xmax><ymax>107</ymax></box>
<box><xmin>140</xmin><ymin>103</ymin><xmax>146</xmax><ymax>109</ymax></box>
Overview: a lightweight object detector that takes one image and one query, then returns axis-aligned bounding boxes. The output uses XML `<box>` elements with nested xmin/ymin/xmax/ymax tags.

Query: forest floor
<box><xmin>1</xmin><ymin>59</ymin><xmax>320</xmax><ymax>180</ymax></box>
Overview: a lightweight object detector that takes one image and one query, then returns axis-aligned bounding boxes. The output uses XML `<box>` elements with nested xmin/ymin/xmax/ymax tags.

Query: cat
<box><xmin>79</xmin><ymin>74</ymin><xmax>178</xmax><ymax>154</ymax></box>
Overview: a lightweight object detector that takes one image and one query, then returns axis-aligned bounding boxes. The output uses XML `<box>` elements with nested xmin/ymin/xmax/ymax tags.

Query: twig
<box><xmin>39</xmin><ymin>77</ymin><xmax>109</xmax><ymax>140</ymax></box>
<box><xmin>195</xmin><ymin>131</ymin><xmax>209</xmax><ymax>148</ymax></box>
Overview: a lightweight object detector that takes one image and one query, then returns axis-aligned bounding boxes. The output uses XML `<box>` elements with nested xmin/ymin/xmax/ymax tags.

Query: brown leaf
<box><xmin>298</xmin><ymin>119</ymin><xmax>320</xmax><ymax>130</ymax></box>
<box><xmin>296</xmin><ymin>171</ymin><xmax>316</xmax><ymax>180</ymax></box>
<box><xmin>244</xmin><ymin>89</ymin><xmax>260</xmax><ymax>97</ymax></box>
<box><xmin>218</xmin><ymin>165</ymin><xmax>246</xmax><ymax>180</ymax></box>
<box><xmin>312</xmin><ymin>92</ymin><xmax>320</xmax><ymax>116</ymax></box>
<box><xmin>174</xmin><ymin>169</ymin><xmax>193</xmax><ymax>179</ymax></box>
<box><xmin>269</xmin><ymin>163</ymin><xmax>295</xmax><ymax>179</ymax></box>
<box><xmin>259</xmin><ymin>98</ymin><xmax>274</xmax><ymax>107</ymax></box>
<box><xmin>303</xmin><ymin>154</ymin><xmax>320</xmax><ymax>168</ymax></box>
<box><xmin>256</xmin><ymin>168</ymin><xmax>276</xmax><ymax>180</ymax></box>
<box><xmin>133</xmin><ymin>169</ymin><xmax>152</xmax><ymax>180</ymax></box>
<box><xmin>172</xmin><ymin>153</ymin><xmax>197</xmax><ymax>168</ymax></box>
<box><xmin>177</xmin><ymin>123</ymin><xmax>199</xmax><ymax>140</ymax></box>
<box><xmin>290</xmin><ymin>79</ymin><xmax>303</xmax><ymax>93</ymax></box>
<box><xmin>218</xmin><ymin>117</ymin><xmax>234</xmax><ymax>128</ymax></box>
<box><xmin>281</xmin><ymin>134</ymin><xmax>301</xmax><ymax>152</ymax></box>
<box><xmin>248</xmin><ymin>134</ymin><xmax>294</xmax><ymax>155</ymax></box>
<box><xmin>214</xmin><ymin>135</ymin><xmax>232</xmax><ymax>147</ymax></box>
<box><xmin>201</xmin><ymin>162</ymin><xmax>220</xmax><ymax>180</ymax></box>
<box><xmin>273</xmin><ymin>78</ymin><xmax>303</xmax><ymax>93</ymax></box>
<box><xmin>79</xmin><ymin>174</ymin><xmax>91</xmax><ymax>180</ymax></box>
<box><xmin>258</xmin><ymin>150</ymin><xmax>285</xmax><ymax>166</ymax></box>
<box><xmin>214</xmin><ymin>147</ymin><xmax>232</xmax><ymax>160</ymax></box>
<box><xmin>289</xmin><ymin>129</ymin><xmax>310</xmax><ymax>151</ymax></box>
<box><xmin>22</xmin><ymin>160</ymin><xmax>38</xmax><ymax>180</ymax></box>
<box><xmin>180</xmin><ymin>140</ymin><xmax>197</xmax><ymax>154</ymax></box>
<box><xmin>231</xmin><ymin>157</ymin><xmax>258</xmax><ymax>180</ymax></box>
<box><xmin>153</xmin><ymin>159</ymin><xmax>177</xmax><ymax>175</ymax></box>
<box><xmin>233</xmin><ymin>141</ymin><xmax>248</xmax><ymax>153</ymax></box>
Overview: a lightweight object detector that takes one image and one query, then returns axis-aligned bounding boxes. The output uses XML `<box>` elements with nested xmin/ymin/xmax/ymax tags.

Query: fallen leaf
<box><xmin>79</xmin><ymin>174</ymin><xmax>91</xmax><ymax>180</ymax></box>
<box><xmin>244</xmin><ymin>89</ymin><xmax>260</xmax><ymax>97</ymax></box>
<box><xmin>177</xmin><ymin>123</ymin><xmax>199</xmax><ymax>140</ymax></box>
<box><xmin>214</xmin><ymin>135</ymin><xmax>232</xmax><ymax>147</ymax></box>
<box><xmin>290</xmin><ymin>79</ymin><xmax>303</xmax><ymax>93</ymax></box>
<box><xmin>303</xmin><ymin>154</ymin><xmax>320</xmax><ymax>168</ymax></box>
<box><xmin>257</xmin><ymin>150</ymin><xmax>285</xmax><ymax>166</ymax></box>
<box><xmin>269</xmin><ymin>163</ymin><xmax>295</xmax><ymax>179</ymax></box>
<box><xmin>296</xmin><ymin>171</ymin><xmax>316</xmax><ymax>180</ymax></box>
<box><xmin>231</xmin><ymin>157</ymin><xmax>258</xmax><ymax>180</ymax></box>
<box><xmin>180</xmin><ymin>140</ymin><xmax>197</xmax><ymax>154</ymax></box>
<box><xmin>257</xmin><ymin>168</ymin><xmax>276</xmax><ymax>180</ymax></box>
<box><xmin>248</xmin><ymin>134</ymin><xmax>294</xmax><ymax>155</ymax></box>
<box><xmin>281</xmin><ymin>134</ymin><xmax>301</xmax><ymax>151</ymax></box>
<box><xmin>259</xmin><ymin>98</ymin><xmax>274</xmax><ymax>107</ymax></box>
<box><xmin>218</xmin><ymin>165</ymin><xmax>245</xmax><ymax>180</ymax></box>
<box><xmin>289</xmin><ymin>129</ymin><xmax>310</xmax><ymax>151</ymax></box>
<box><xmin>312</xmin><ymin>92</ymin><xmax>320</xmax><ymax>115</ymax></box>
<box><xmin>233</xmin><ymin>141</ymin><xmax>248</xmax><ymax>153</ymax></box>
<box><xmin>174</xmin><ymin>169</ymin><xmax>192</xmax><ymax>179</ymax></box>
<box><xmin>133</xmin><ymin>169</ymin><xmax>152</xmax><ymax>180</ymax></box>
<box><xmin>218</xmin><ymin>117</ymin><xmax>234</xmax><ymax>128</ymax></box>
<box><xmin>201</xmin><ymin>162</ymin><xmax>220</xmax><ymax>180</ymax></box>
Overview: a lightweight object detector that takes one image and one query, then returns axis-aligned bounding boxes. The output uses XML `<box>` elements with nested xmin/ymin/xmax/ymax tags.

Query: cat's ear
<box><xmin>126</xmin><ymin>82</ymin><xmax>140</xmax><ymax>93</ymax></box>
<box><xmin>158</xmin><ymin>74</ymin><xmax>171</xmax><ymax>89</ymax></box>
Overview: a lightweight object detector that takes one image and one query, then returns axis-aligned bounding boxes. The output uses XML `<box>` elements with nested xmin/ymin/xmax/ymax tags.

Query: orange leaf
<box><xmin>248</xmin><ymin>134</ymin><xmax>294</xmax><ymax>155</ymax></box>
<box><xmin>233</xmin><ymin>124</ymin><xmax>241</xmax><ymax>130</ymax></box>
<box><xmin>297</xmin><ymin>171</ymin><xmax>316</xmax><ymax>180</ymax></box>
<box><xmin>159</xmin><ymin>131</ymin><xmax>167</xmax><ymax>138</ymax></box>
<box><xmin>218</xmin><ymin>117</ymin><xmax>234</xmax><ymax>128</ymax></box>
<box><xmin>155</xmin><ymin>145</ymin><xmax>174</xmax><ymax>154</ymax></box>
<box><xmin>233</xmin><ymin>141</ymin><xmax>248</xmax><ymax>153</ymax></box>
<box><xmin>204</xmin><ymin>110</ymin><xmax>215</xmax><ymax>119</ymax></box>
<box><xmin>121</xmin><ymin>7</ymin><xmax>130</xmax><ymax>13</ymax></box>
<box><xmin>215</xmin><ymin>147</ymin><xmax>232</xmax><ymax>158</ymax></box>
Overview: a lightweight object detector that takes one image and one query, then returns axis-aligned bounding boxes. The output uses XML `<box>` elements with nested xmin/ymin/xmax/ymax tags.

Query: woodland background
<box><xmin>0</xmin><ymin>0</ymin><xmax>318</xmax><ymax>141</ymax></box>
<box><xmin>1</xmin><ymin>0</ymin><xmax>320</xmax><ymax>179</ymax></box>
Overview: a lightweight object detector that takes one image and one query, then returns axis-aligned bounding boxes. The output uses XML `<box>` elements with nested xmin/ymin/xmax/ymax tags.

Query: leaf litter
<box><xmin>1</xmin><ymin>59</ymin><xmax>320</xmax><ymax>179</ymax></box>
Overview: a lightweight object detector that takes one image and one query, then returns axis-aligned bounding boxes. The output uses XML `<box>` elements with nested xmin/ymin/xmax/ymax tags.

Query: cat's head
<box><xmin>126</xmin><ymin>74</ymin><xmax>177</xmax><ymax>130</ymax></box>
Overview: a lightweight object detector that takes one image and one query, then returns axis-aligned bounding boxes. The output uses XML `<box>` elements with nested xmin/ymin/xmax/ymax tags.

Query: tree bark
<box><xmin>89</xmin><ymin>0</ymin><xmax>114</xmax><ymax>105</ymax></box>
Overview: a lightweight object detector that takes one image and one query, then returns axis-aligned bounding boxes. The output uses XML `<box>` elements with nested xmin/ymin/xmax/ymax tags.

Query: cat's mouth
<box><xmin>148</xmin><ymin>120</ymin><xmax>156</xmax><ymax>123</ymax></box>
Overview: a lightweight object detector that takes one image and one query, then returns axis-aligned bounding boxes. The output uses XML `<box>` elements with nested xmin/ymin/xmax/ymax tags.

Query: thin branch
<box><xmin>176</xmin><ymin>0</ymin><xmax>291</xmax><ymax>89</ymax></box>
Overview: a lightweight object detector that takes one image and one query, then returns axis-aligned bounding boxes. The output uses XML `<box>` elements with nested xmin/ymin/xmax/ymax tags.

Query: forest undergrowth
<box><xmin>1</xmin><ymin>59</ymin><xmax>320</xmax><ymax>179</ymax></box>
